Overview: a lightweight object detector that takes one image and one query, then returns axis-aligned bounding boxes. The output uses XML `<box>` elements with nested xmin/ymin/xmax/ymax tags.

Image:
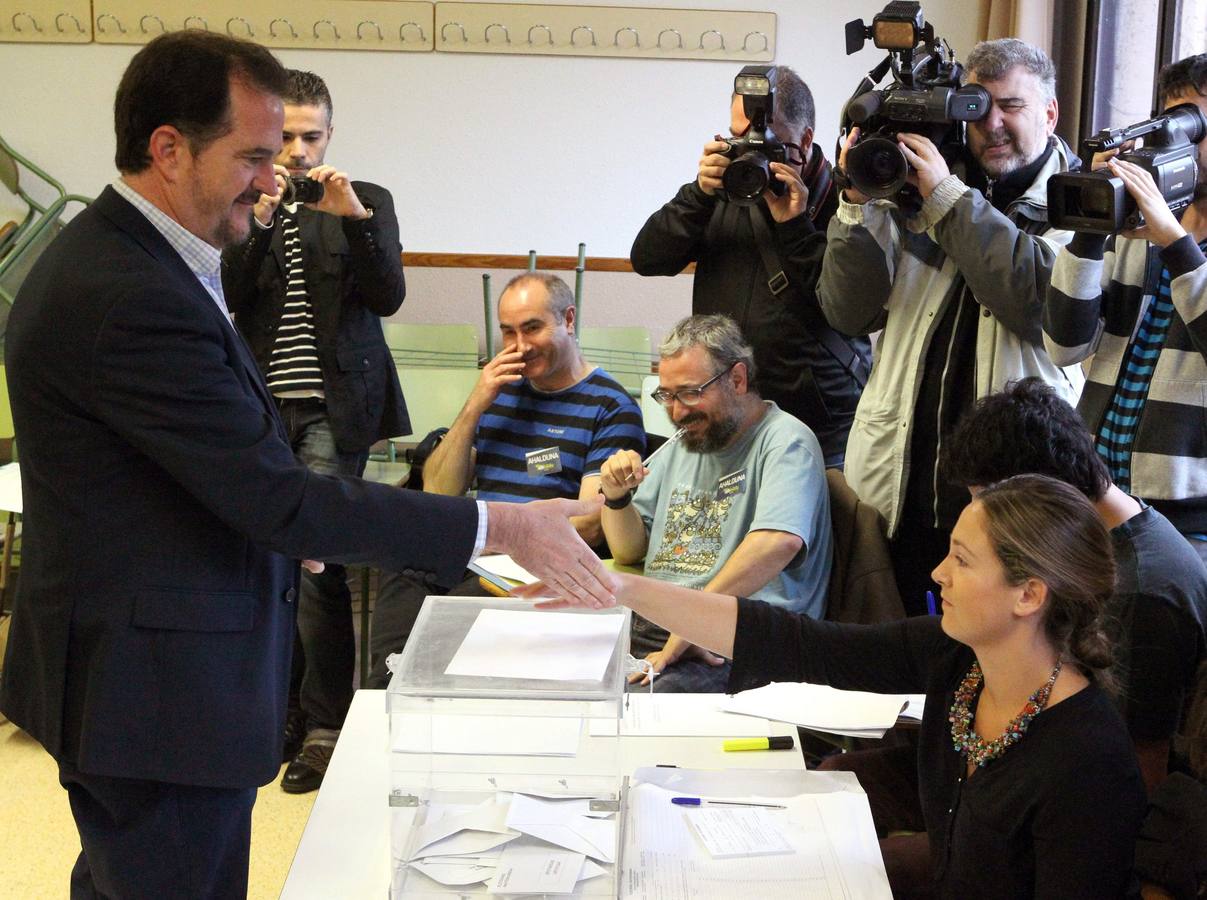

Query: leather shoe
<box><xmin>281</xmin><ymin>710</ymin><xmax>306</xmax><ymax>764</ymax></box>
<box><xmin>281</xmin><ymin>730</ymin><xmax>337</xmax><ymax>794</ymax></box>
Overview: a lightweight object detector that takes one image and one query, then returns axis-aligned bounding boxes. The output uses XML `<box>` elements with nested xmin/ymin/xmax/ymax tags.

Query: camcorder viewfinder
<box><xmin>282</xmin><ymin>176</ymin><xmax>325</xmax><ymax>206</ymax></box>
<box><xmin>1047</xmin><ymin>103</ymin><xmax>1206</xmax><ymax>234</ymax></box>
<box><xmin>840</xmin><ymin>1</ymin><xmax>988</xmax><ymax>208</ymax></box>
<box><xmin>718</xmin><ymin>65</ymin><xmax>790</xmax><ymax>205</ymax></box>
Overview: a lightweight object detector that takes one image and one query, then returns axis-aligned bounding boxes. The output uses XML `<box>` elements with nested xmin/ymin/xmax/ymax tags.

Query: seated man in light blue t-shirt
<box><xmin>600</xmin><ymin>314</ymin><xmax>832</xmax><ymax>692</ymax></box>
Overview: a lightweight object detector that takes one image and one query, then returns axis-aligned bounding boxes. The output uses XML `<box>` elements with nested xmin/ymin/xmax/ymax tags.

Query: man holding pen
<box><xmin>599</xmin><ymin>314</ymin><xmax>832</xmax><ymax>692</ymax></box>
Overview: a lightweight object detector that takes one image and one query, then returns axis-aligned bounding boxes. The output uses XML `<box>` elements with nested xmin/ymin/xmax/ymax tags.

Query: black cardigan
<box><xmin>728</xmin><ymin>602</ymin><xmax>1146</xmax><ymax>899</ymax></box>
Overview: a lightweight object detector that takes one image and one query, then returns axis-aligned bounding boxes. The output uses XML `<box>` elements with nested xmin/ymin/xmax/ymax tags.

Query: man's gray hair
<box><xmin>966</xmin><ymin>38</ymin><xmax>1056</xmax><ymax>103</ymax></box>
<box><xmin>774</xmin><ymin>66</ymin><xmax>816</xmax><ymax>142</ymax></box>
<box><xmin>660</xmin><ymin>314</ymin><xmax>758</xmax><ymax>386</ymax></box>
<box><xmin>500</xmin><ymin>272</ymin><xmax>574</xmax><ymax>320</ymax></box>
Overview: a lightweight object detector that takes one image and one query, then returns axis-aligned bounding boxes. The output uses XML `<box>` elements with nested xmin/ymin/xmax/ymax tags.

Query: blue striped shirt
<box><xmin>474</xmin><ymin>368</ymin><xmax>645</xmax><ymax>504</ymax></box>
<box><xmin>1096</xmin><ymin>264</ymin><xmax>1175</xmax><ymax>492</ymax></box>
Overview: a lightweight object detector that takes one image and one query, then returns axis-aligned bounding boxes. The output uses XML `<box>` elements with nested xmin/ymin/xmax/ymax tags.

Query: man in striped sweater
<box><xmin>222</xmin><ymin>69</ymin><xmax>408</xmax><ymax>793</ymax></box>
<box><xmin>366</xmin><ymin>272</ymin><xmax>646</xmax><ymax>685</ymax></box>
<box><xmin>1043</xmin><ymin>54</ymin><xmax>1207</xmax><ymax>565</ymax></box>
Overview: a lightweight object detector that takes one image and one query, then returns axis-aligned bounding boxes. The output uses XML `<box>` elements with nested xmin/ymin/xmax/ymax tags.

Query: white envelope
<box><xmin>410</xmin><ymin>859</ymin><xmax>497</xmax><ymax>887</ymax></box>
<box><xmin>411</xmin><ymin>800</ymin><xmax>516</xmax><ymax>858</ymax></box>
<box><xmin>505</xmin><ymin>794</ymin><xmax>616</xmax><ymax>863</ymax></box>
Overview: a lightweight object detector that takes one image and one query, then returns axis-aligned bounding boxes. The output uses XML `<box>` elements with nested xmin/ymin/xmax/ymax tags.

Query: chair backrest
<box><xmin>383</xmin><ymin>323</ymin><xmax>479</xmax><ymax>369</ymax></box>
<box><xmin>639</xmin><ymin>373</ymin><xmax>675</xmax><ymax>438</ymax></box>
<box><xmin>823</xmin><ymin>468</ymin><xmax>906</xmax><ymax>624</ymax></box>
<box><xmin>392</xmin><ymin>366</ymin><xmax>481</xmax><ymax>441</ymax></box>
<box><xmin>579</xmin><ymin>326</ymin><xmax>652</xmax><ymax>397</ymax></box>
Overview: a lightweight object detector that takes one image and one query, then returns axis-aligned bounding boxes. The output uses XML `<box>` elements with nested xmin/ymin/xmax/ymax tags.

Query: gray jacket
<box><xmin>818</xmin><ymin>140</ymin><xmax>1085</xmax><ymax>533</ymax></box>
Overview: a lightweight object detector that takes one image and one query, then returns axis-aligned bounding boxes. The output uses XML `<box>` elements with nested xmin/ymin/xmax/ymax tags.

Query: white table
<box><xmin>281</xmin><ymin>690</ymin><xmax>876</xmax><ymax>899</ymax></box>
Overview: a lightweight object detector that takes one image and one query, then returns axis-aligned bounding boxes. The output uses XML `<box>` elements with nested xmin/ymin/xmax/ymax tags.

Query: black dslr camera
<box><xmin>282</xmin><ymin>176</ymin><xmax>324</xmax><ymax>205</ymax></box>
<box><xmin>840</xmin><ymin>1</ymin><xmax>988</xmax><ymax>207</ymax></box>
<box><xmin>717</xmin><ymin>65</ymin><xmax>789</xmax><ymax>205</ymax></box>
<box><xmin>1047</xmin><ymin>104</ymin><xmax>1206</xmax><ymax>233</ymax></box>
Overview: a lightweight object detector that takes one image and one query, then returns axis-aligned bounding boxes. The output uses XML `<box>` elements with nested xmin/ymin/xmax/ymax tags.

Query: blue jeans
<box><xmin>279</xmin><ymin>397</ymin><xmax>368</xmax><ymax>734</ymax></box>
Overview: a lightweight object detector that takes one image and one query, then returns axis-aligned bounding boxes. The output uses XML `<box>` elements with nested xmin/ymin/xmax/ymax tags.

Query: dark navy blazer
<box><xmin>0</xmin><ymin>186</ymin><xmax>477</xmax><ymax>789</ymax></box>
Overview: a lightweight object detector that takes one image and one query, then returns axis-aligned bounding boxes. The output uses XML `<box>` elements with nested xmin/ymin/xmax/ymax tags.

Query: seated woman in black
<box><xmin>531</xmin><ymin>474</ymin><xmax>1147</xmax><ymax>898</ymax></box>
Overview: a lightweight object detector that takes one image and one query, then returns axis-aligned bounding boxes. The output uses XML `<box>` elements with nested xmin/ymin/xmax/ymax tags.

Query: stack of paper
<box><xmin>719</xmin><ymin>682</ymin><xmax>926</xmax><ymax>738</ymax></box>
<box><xmin>402</xmin><ymin>793</ymin><xmax>615</xmax><ymax>894</ymax></box>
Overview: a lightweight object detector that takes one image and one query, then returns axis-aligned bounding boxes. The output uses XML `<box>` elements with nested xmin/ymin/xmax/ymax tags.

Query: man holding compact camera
<box><xmin>223</xmin><ymin>68</ymin><xmax>407</xmax><ymax>793</ymax></box>
<box><xmin>818</xmin><ymin>36</ymin><xmax>1085</xmax><ymax>611</ymax></box>
<box><xmin>632</xmin><ymin>66</ymin><xmax>870</xmax><ymax>469</ymax></box>
<box><xmin>1044</xmin><ymin>53</ymin><xmax>1207</xmax><ymax>565</ymax></box>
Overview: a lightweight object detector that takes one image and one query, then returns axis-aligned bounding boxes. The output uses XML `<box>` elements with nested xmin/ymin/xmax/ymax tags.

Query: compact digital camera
<box><xmin>282</xmin><ymin>176</ymin><xmax>324</xmax><ymax>205</ymax></box>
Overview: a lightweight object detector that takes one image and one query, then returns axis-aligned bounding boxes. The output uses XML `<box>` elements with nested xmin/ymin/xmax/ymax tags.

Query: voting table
<box><xmin>281</xmin><ymin>688</ymin><xmax>891</xmax><ymax>898</ymax></box>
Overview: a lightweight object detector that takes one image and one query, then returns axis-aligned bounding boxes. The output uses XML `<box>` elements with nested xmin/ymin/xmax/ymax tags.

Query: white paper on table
<box><xmin>682</xmin><ymin>807</ymin><xmax>794</xmax><ymax>859</ymax></box>
<box><xmin>392</xmin><ymin>713</ymin><xmax>581</xmax><ymax>756</ymax></box>
<box><xmin>410</xmin><ymin>859</ymin><xmax>497</xmax><ymax>886</ymax></box>
<box><xmin>719</xmin><ymin>682</ymin><xmax>912</xmax><ymax>736</ymax></box>
<box><xmin>506</xmin><ymin>793</ymin><xmax>616</xmax><ymax>863</ymax></box>
<box><xmin>444</xmin><ymin>608</ymin><xmax>625</xmax><ymax>682</ymax></box>
<box><xmin>487</xmin><ymin>840</ymin><xmax>585</xmax><ymax>895</ymax></box>
<box><xmin>579</xmin><ymin>859</ymin><xmax>607</xmax><ymax>881</ymax></box>
<box><xmin>470</xmin><ymin>554</ymin><xmax>538</xmax><ymax>585</ymax></box>
<box><xmin>588</xmin><ymin>693</ymin><xmax>773</xmax><ymax>737</ymax></box>
<box><xmin>623</xmin><ymin>767</ymin><xmax>891</xmax><ymax>899</ymax></box>
<box><xmin>410</xmin><ymin>800</ymin><xmax>517</xmax><ymax>858</ymax></box>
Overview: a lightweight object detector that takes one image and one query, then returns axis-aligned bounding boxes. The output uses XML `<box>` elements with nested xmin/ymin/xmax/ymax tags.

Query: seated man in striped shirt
<box><xmin>223</xmin><ymin>69</ymin><xmax>408</xmax><ymax>794</ymax></box>
<box><xmin>367</xmin><ymin>272</ymin><xmax>646</xmax><ymax>686</ymax></box>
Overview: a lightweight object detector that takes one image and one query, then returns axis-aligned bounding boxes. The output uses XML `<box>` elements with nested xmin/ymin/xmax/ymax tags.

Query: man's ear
<box><xmin>732</xmin><ymin>360</ymin><xmax>749</xmax><ymax>394</ymax></box>
<box><xmin>563</xmin><ymin>303</ymin><xmax>576</xmax><ymax>336</ymax></box>
<box><xmin>797</xmin><ymin>125</ymin><xmax>814</xmax><ymax>157</ymax></box>
<box><xmin>147</xmin><ymin>125</ymin><xmax>187</xmax><ymax>182</ymax></box>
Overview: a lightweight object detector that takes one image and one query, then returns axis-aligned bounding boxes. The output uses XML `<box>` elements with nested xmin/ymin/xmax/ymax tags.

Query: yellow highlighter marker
<box><xmin>723</xmin><ymin>736</ymin><xmax>795</xmax><ymax>752</ymax></box>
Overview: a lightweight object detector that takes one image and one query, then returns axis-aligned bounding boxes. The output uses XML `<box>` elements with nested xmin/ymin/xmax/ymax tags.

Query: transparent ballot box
<box><xmin>386</xmin><ymin>596</ymin><xmax>630</xmax><ymax>897</ymax></box>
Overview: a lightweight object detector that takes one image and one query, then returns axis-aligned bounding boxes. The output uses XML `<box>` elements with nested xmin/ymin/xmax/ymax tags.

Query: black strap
<box><xmin>746</xmin><ymin>207</ymin><xmax>867</xmax><ymax>389</ymax></box>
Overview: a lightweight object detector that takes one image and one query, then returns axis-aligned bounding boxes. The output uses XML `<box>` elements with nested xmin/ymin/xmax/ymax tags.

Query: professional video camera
<box><xmin>840</xmin><ymin>1</ymin><xmax>988</xmax><ymax>206</ymax></box>
<box><xmin>282</xmin><ymin>176</ymin><xmax>324</xmax><ymax>205</ymax></box>
<box><xmin>717</xmin><ymin>65</ymin><xmax>790</xmax><ymax>205</ymax></box>
<box><xmin>1047</xmin><ymin>103</ymin><xmax>1206</xmax><ymax>233</ymax></box>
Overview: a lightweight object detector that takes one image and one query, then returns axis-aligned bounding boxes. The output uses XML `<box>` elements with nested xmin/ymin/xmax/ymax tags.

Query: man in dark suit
<box><xmin>222</xmin><ymin>69</ymin><xmax>410</xmax><ymax>794</ymax></box>
<box><xmin>0</xmin><ymin>31</ymin><xmax>613</xmax><ymax>899</ymax></box>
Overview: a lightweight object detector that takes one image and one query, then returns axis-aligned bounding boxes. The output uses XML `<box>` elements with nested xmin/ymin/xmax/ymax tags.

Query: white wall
<box><xmin>0</xmin><ymin>0</ymin><xmax>981</xmax><ymax>347</ymax></box>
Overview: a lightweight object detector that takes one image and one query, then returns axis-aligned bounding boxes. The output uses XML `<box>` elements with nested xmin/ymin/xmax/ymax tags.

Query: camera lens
<box><xmin>847</xmin><ymin>136</ymin><xmax>909</xmax><ymax>199</ymax></box>
<box><xmin>723</xmin><ymin>152</ymin><xmax>771</xmax><ymax>203</ymax></box>
<box><xmin>1068</xmin><ymin>182</ymin><xmax>1112</xmax><ymax>218</ymax></box>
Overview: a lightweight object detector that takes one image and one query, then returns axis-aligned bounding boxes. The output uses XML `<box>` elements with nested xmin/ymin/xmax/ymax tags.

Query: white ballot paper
<box><xmin>409</xmin><ymin>800</ymin><xmax>518</xmax><ymax>859</ymax></box>
<box><xmin>683</xmin><ymin>807</ymin><xmax>794</xmax><ymax>859</ymax></box>
<box><xmin>411</xmin><ymin>858</ymin><xmax>499</xmax><ymax>887</ymax></box>
<box><xmin>720</xmin><ymin>682</ymin><xmax>915</xmax><ymax>738</ymax></box>
<box><xmin>391</xmin><ymin>713</ymin><xmax>582</xmax><ymax>756</ymax></box>
<box><xmin>505</xmin><ymin>793</ymin><xmax>617</xmax><ymax>863</ymax></box>
<box><xmin>487</xmin><ymin>841</ymin><xmax>585</xmax><ymax>895</ymax></box>
<box><xmin>445</xmin><ymin>609</ymin><xmax>624</xmax><ymax>682</ymax></box>
<box><xmin>588</xmin><ymin>693</ymin><xmax>773</xmax><ymax>737</ymax></box>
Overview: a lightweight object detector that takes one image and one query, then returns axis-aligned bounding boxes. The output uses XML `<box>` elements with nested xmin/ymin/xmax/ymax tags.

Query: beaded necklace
<box><xmin>949</xmin><ymin>658</ymin><xmax>1062</xmax><ymax>767</ymax></box>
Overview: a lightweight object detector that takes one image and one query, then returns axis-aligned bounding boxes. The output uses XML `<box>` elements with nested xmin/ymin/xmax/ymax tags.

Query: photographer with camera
<box><xmin>631</xmin><ymin>66</ymin><xmax>871</xmax><ymax>469</ymax></box>
<box><xmin>819</xmin><ymin>36</ymin><xmax>1085</xmax><ymax>612</ymax></box>
<box><xmin>1044</xmin><ymin>54</ymin><xmax>1207</xmax><ymax>566</ymax></box>
<box><xmin>222</xmin><ymin>69</ymin><xmax>408</xmax><ymax>794</ymax></box>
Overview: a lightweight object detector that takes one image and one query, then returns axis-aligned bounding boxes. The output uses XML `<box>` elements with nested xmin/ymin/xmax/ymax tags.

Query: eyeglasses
<box><xmin>650</xmin><ymin>363</ymin><xmax>736</xmax><ymax>408</ymax></box>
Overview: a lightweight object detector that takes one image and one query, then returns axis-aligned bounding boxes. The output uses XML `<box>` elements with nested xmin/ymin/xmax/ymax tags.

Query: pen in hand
<box><xmin>627</xmin><ymin>427</ymin><xmax>685</xmax><ymax>483</ymax></box>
